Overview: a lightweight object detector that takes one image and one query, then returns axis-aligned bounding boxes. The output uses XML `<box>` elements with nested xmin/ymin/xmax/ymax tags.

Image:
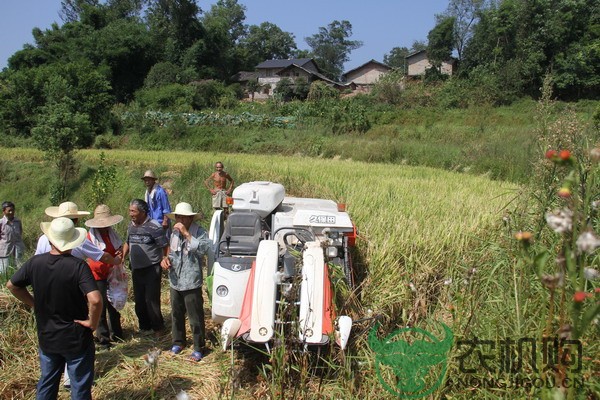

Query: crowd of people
<box><xmin>2</xmin><ymin>162</ymin><xmax>234</xmax><ymax>400</ymax></box>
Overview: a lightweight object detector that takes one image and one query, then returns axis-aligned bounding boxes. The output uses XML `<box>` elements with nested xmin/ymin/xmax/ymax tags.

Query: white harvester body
<box><xmin>209</xmin><ymin>181</ymin><xmax>356</xmax><ymax>350</ymax></box>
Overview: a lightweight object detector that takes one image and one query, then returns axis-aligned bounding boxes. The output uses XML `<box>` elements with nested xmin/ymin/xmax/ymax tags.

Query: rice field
<box><xmin>6</xmin><ymin>147</ymin><xmax>586</xmax><ymax>399</ymax></box>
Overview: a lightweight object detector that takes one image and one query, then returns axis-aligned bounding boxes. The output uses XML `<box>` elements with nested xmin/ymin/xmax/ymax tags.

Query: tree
<box><xmin>60</xmin><ymin>0</ymin><xmax>99</xmax><ymax>22</ymax></box>
<box><xmin>245</xmin><ymin>79</ymin><xmax>262</xmax><ymax>101</ymax></box>
<box><xmin>442</xmin><ymin>0</ymin><xmax>487</xmax><ymax>61</ymax></box>
<box><xmin>427</xmin><ymin>16</ymin><xmax>455</xmax><ymax>70</ymax></box>
<box><xmin>383</xmin><ymin>46</ymin><xmax>410</xmax><ymax>71</ymax></box>
<box><xmin>305</xmin><ymin>20</ymin><xmax>362</xmax><ymax>81</ymax></box>
<box><xmin>201</xmin><ymin>0</ymin><xmax>247</xmax><ymax>43</ymax></box>
<box><xmin>0</xmin><ymin>61</ymin><xmax>112</xmax><ymax>136</ymax></box>
<box><xmin>274</xmin><ymin>77</ymin><xmax>294</xmax><ymax>101</ymax></box>
<box><xmin>461</xmin><ymin>0</ymin><xmax>600</xmax><ymax>98</ymax></box>
<box><xmin>241</xmin><ymin>22</ymin><xmax>297</xmax><ymax>68</ymax></box>
<box><xmin>411</xmin><ymin>40</ymin><xmax>427</xmax><ymax>53</ymax></box>
<box><xmin>32</xmin><ymin>75</ymin><xmax>94</xmax><ymax>203</ymax></box>
<box><xmin>197</xmin><ymin>0</ymin><xmax>248</xmax><ymax>79</ymax></box>
<box><xmin>144</xmin><ymin>61</ymin><xmax>182</xmax><ymax>87</ymax></box>
<box><xmin>291</xmin><ymin>49</ymin><xmax>312</xmax><ymax>59</ymax></box>
<box><xmin>146</xmin><ymin>0</ymin><xmax>205</xmax><ymax>64</ymax></box>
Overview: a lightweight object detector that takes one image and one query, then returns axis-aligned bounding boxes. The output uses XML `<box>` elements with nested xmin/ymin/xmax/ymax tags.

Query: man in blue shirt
<box><xmin>142</xmin><ymin>170</ymin><xmax>172</xmax><ymax>231</ymax></box>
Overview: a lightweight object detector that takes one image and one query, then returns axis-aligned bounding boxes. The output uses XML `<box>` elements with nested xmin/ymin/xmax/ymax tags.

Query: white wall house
<box><xmin>406</xmin><ymin>50</ymin><xmax>456</xmax><ymax>77</ymax></box>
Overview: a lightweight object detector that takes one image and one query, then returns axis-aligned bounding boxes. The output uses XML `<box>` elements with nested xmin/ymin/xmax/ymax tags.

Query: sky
<box><xmin>0</xmin><ymin>0</ymin><xmax>449</xmax><ymax>71</ymax></box>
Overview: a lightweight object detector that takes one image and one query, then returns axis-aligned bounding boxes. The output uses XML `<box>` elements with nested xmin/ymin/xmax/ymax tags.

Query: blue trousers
<box><xmin>37</xmin><ymin>341</ymin><xmax>95</xmax><ymax>400</ymax></box>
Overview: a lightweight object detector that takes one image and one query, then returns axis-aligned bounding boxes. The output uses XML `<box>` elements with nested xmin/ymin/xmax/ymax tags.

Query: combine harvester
<box><xmin>208</xmin><ymin>181</ymin><xmax>357</xmax><ymax>352</ymax></box>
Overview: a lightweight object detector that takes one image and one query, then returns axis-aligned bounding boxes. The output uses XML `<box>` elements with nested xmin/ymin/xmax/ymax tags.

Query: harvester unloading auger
<box><xmin>208</xmin><ymin>181</ymin><xmax>357</xmax><ymax>352</ymax></box>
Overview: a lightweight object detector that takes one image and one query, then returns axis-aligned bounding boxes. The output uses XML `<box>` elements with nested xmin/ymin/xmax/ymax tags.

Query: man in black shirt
<box><xmin>7</xmin><ymin>217</ymin><xmax>102</xmax><ymax>400</ymax></box>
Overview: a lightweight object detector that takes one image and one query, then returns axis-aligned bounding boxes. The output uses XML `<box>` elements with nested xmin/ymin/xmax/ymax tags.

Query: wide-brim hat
<box><xmin>45</xmin><ymin>201</ymin><xmax>90</xmax><ymax>218</ymax></box>
<box><xmin>141</xmin><ymin>169</ymin><xmax>157</xmax><ymax>180</ymax></box>
<box><xmin>41</xmin><ymin>217</ymin><xmax>87</xmax><ymax>252</ymax></box>
<box><xmin>85</xmin><ymin>204</ymin><xmax>123</xmax><ymax>228</ymax></box>
<box><xmin>166</xmin><ymin>202</ymin><xmax>201</xmax><ymax>220</ymax></box>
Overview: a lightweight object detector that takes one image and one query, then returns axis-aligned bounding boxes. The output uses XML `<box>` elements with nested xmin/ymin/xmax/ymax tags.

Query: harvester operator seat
<box><xmin>220</xmin><ymin>211</ymin><xmax>262</xmax><ymax>255</ymax></box>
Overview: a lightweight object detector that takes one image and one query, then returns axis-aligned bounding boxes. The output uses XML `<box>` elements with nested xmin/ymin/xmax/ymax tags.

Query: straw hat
<box><xmin>166</xmin><ymin>202</ymin><xmax>201</xmax><ymax>220</ymax></box>
<box><xmin>45</xmin><ymin>201</ymin><xmax>90</xmax><ymax>218</ymax></box>
<box><xmin>41</xmin><ymin>217</ymin><xmax>87</xmax><ymax>252</ymax></box>
<box><xmin>141</xmin><ymin>170</ymin><xmax>157</xmax><ymax>180</ymax></box>
<box><xmin>85</xmin><ymin>204</ymin><xmax>123</xmax><ymax>228</ymax></box>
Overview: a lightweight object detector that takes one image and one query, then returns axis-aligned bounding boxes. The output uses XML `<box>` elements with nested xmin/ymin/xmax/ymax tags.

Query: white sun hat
<box><xmin>40</xmin><ymin>217</ymin><xmax>87</xmax><ymax>252</ymax></box>
<box><xmin>45</xmin><ymin>201</ymin><xmax>91</xmax><ymax>218</ymax></box>
<box><xmin>166</xmin><ymin>202</ymin><xmax>202</xmax><ymax>220</ymax></box>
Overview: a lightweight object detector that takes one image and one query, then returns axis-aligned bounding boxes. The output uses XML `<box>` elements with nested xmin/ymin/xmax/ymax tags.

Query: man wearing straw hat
<box><xmin>35</xmin><ymin>201</ymin><xmax>121</xmax><ymax>390</ymax></box>
<box><xmin>7</xmin><ymin>217</ymin><xmax>102</xmax><ymax>400</ymax></box>
<box><xmin>161</xmin><ymin>202</ymin><xmax>212</xmax><ymax>362</ymax></box>
<box><xmin>85</xmin><ymin>204</ymin><xmax>125</xmax><ymax>349</ymax></box>
<box><xmin>35</xmin><ymin>201</ymin><xmax>122</xmax><ymax>267</ymax></box>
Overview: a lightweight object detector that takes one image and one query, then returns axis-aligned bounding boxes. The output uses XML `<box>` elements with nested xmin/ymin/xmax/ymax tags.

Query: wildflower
<box><xmin>576</xmin><ymin>231</ymin><xmax>600</xmax><ymax>254</ymax></box>
<box><xmin>514</xmin><ymin>231</ymin><xmax>533</xmax><ymax>243</ymax></box>
<box><xmin>592</xmin><ymin>200</ymin><xmax>600</xmax><ymax>210</ymax></box>
<box><xmin>408</xmin><ymin>282</ymin><xmax>416</xmax><ymax>292</ymax></box>
<box><xmin>443</xmin><ymin>278</ymin><xmax>453</xmax><ymax>285</ymax></box>
<box><xmin>573</xmin><ymin>291</ymin><xmax>587</xmax><ymax>303</ymax></box>
<box><xmin>557</xmin><ymin>187</ymin><xmax>571</xmax><ymax>198</ymax></box>
<box><xmin>546</xmin><ymin>208</ymin><xmax>573</xmax><ymax>233</ymax></box>
<box><xmin>583</xmin><ymin>267</ymin><xmax>600</xmax><ymax>280</ymax></box>
<box><xmin>595</xmin><ymin>287</ymin><xmax>600</xmax><ymax>294</ymax></box>
<box><xmin>545</xmin><ymin>149</ymin><xmax>558</xmax><ymax>160</ymax></box>
<box><xmin>559</xmin><ymin>150</ymin><xmax>572</xmax><ymax>161</ymax></box>
<box><xmin>143</xmin><ymin>348</ymin><xmax>161</xmax><ymax>368</ymax></box>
